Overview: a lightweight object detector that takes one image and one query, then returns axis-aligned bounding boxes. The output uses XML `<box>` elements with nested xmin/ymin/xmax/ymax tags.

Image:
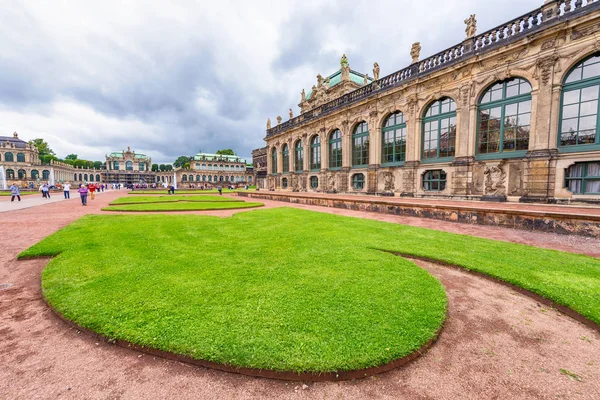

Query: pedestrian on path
<box><xmin>9</xmin><ymin>183</ymin><xmax>21</xmax><ymax>202</ymax></box>
<box><xmin>217</xmin><ymin>185</ymin><xmax>222</xmax><ymax>195</ymax></box>
<box><xmin>88</xmin><ymin>183</ymin><xmax>96</xmax><ymax>200</ymax></box>
<box><xmin>77</xmin><ymin>184</ymin><xmax>88</xmax><ymax>206</ymax></box>
<box><xmin>63</xmin><ymin>182</ymin><xmax>71</xmax><ymax>199</ymax></box>
<box><xmin>41</xmin><ymin>183</ymin><xmax>50</xmax><ymax>199</ymax></box>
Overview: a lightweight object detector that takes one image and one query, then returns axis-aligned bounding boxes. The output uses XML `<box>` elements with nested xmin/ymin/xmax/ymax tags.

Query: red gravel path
<box><xmin>1</xmin><ymin>191</ymin><xmax>599</xmax><ymax>399</ymax></box>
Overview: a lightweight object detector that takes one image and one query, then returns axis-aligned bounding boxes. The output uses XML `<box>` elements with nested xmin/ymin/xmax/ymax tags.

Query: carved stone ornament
<box><xmin>406</xmin><ymin>96</ymin><xmax>418</xmax><ymax>118</ymax></box>
<box><xmin>277</xmin><ymin>116</ymin><xmax>282</xmax><ymax>125</ymax></box>
<box><xmin>461</xmin><ymin>84</ymin><xmax>472</xmax><ymax>107</ymax></box>
<box><xmin>484</xmin><ymin>165</ymin><xmax>506</xmax><ymax>196</ymax></box>
<box><xmin>410</xmin><ymin>42</ymin><xmax>421</xmax><ymax>64</ymax></box>
<box><xmin>535</xmin><ymin>55</ymin><xmax>558</xmax><ymax>86</ymax></box>
<box><xmin>340</xmin><ymin>54</ymin><xmax>349</xmax><ymax>68</ymax></box>
<box><xmin>327</xmin><ymin>173</ymin><xmax>337</xmax><ymax>192</ymax></box>
<box><xmin>373</xmin><ymin>62</ymin><xmax>380</xmax><ymax>80</ymax></box>
<box><xmin>381</xmin><ymin>171</ymin><xmax>395</xmax><ymax>192</ymax></box>
<box><xmin>317</xmin><ymin>74</ymin><xmax>324</xmax><ymax>88</ymax></box>
<box><xmin>465</xmin><ymin>14</ymin><xmax>477</xmax><ymax>39</ymax></box>
<box><xmin>266</xmin><ymin>118</ymin><xmax>271</xmax><ymax>130</ymax></box>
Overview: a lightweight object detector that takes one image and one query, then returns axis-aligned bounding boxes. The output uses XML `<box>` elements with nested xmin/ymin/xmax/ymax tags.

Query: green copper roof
<box><xmin>109</xmin><ymin>151</ymin><xmax>148</xmax><ymax>159</ymax></box>
<box><xmin>193</xmin><ymin>153</ymin><xmax>246</xmax><ymax>163</ymax></box>
<box><xmin>305</xmin><ymin>69</ymin><xmax>372</xmax><ymax>100</ymax></box>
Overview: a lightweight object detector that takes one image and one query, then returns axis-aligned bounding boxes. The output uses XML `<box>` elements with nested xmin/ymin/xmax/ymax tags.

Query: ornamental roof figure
<box><xmin>465</xmin><ymin>14</ymin><xmax>477</xmax><ymax>38</ymax></box>
<box><xmin>373</xmin><ymin>63</ymin><xmax>380</xmax><ymax>80</ymax></box>
<box><xmin>340</xmin><ymin>54</ymin><xmax>349</xmax><ymax>68</ymax></box>
<box><xmin>304</xmin><ymin>57</ymin><xmax>373</xmax><ymax>101</ymax></box>
<box><xmin>411</xmin><ymin>42</ymin><xmax>422</xmax><ymax>63</ymax></box>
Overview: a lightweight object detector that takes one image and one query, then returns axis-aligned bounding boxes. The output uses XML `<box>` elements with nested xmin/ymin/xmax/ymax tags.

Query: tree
<box><xmin>93</xmin><ymin>161</ymin><xmax>103</xmax><ymax>169</ymax></box>
<box><xmin>65</xmin><ymin>154</ymin><xmax>78</xmax><ymax>160</ymax></box>
<box><xmin>159</xmin><ymin>164</ymin><xmax>167</xmax><ymax>172</ymax></box>
<box><xmin>173</xmin><ymin>155</ymin><xmax>192</xmax><ymax>168</ymax></box>
<box><xmin>151</xmin><ymin>164</ymin><xmax>159</xmax><ymax>172</ymax></box>
<box><xmin>30</xmin><ymin>138</ymin><xmax>55</xmax><ymax>157</ymax></box>
<box><xmin>183</xmin><ymin>162</ymin><xmax>191</xmax><ymax>169</ymax></box>
<box><xmin>40</xmin><ymin>154</ymin><xmax>58</xmax><ymax>165</ymax></box>
<box><xmin>165</xmin><ymin>164</ymin><xmax>174</xmax><ymax>171</ymax></box>
<box><xmin>216</xmin><ymin>149</ymin><xmax>234</xmax><ymax>156</ymax></box>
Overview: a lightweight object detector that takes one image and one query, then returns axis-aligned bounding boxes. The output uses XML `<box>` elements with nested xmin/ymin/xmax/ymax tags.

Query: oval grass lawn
<box><xmin>21</xmin><ymin>210</ymin><xmax>447</xmax><ymax>373</ymax></box>
<box><xmin>109</xmin><ymin>195</ymin><xmax>243</xmax><ymax>205</ymax></box>
<box><xmin>102</xmin><ymin>201</ymin><xmax>263</xmax><ymax>212</ymax></box>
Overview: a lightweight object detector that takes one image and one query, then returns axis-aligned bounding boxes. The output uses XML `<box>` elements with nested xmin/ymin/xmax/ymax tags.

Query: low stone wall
<box><xmin>237</xmin><ymin>192</ymin><xmax>600</xmax><ymax>238</ymax></box>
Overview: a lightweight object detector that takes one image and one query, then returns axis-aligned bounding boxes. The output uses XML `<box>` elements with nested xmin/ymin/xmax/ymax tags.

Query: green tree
<box><xmin>173</xmin><ymin>155</ymin><xmax>192</xmax><ymax>168</ymax></box>
<box><xmin>159</xmin><ymin>164</ymin><xmax>167</xmax><ymax>172</ymax></box>
<box><xmin>151</xmin><ymin>164</ymin><xmax>159</xmax><ymax>172</ymax></box>
<box><xmin>93</xmin><ymin>161</ymin><xmax>103</xmax><ymax>169</ymax></box>
<box><xmin>165</xmin><ymin>164</ymin><xmax>174</xmax><ymax>171</ymax></box>
<box><xmin>30</xmin><ymin>138</ymin><xmax>55</xmax><ymax>157</ymax></box>
<box><xmin>40</xmin><ymin>154</ymin><xmax>58</xmax><ymax>164</ymax></box>
<box><xmin>183</xmin><ymin>162</ymin><xmax>191</xmax><ymax>169</ymax></box>
<box><xmin>216</xmin><ymin>149</ymin><xmax>234</xmax><ymax>156</ymax></box>
<box><xmin>65</xmin><ymin>154</ymin><xmax>78</xmax><ymax>160</ymax></box>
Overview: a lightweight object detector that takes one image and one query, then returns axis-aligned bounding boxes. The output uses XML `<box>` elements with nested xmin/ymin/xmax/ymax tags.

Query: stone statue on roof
<box><xmin>277</xmin><ymin>116</ymin><xmax>282</xmax><ymax>125</ymax></box>
<box><xmin>324</xmin><ymin>77</ymin><xmax>330</xmax><ymax>89</ymax></box>
<box><xmin>465</xmin><ymin>14</ymin><xmax>477</xmax><ymax>38</ymax></box>
<box><xmin>301</xmin><ymin>89</ymin><xmax>306</xmax><ymax>102</ymax></box>
<box><xmin>373</xmin><ymin>63</ymin><xmax>380</xmax><ymax>80</ymax></box>
<box><xmin>267</xmin><ymin>118</ymin><xmax>271</xmax><ymax>130</ymax></box>
<box><xmin>289</xmin><ymin>108</ymin><xmax>294</xmax><ymax>119</ymax></box>
<box><xmin>317</xmin><ymin>74</ymin><xmax>324</xmax><ymax>88</ymax></box>
<box><xmin>411</xmin><ymin>42</ymin><xmax>422</xmax><ymax>63</ymax></box>
<box><xmin>340</xmin><ymin>54</ymin><xmax>349</xmax><ymax>68</ymax></box>
<box><xmin>363</xmin><ymin>73</ymin><xmax>369</xmax><ymax>85</ymax></box>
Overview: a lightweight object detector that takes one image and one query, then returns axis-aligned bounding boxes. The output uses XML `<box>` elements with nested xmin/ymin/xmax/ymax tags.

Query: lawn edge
<box><xmin>108</xmin><ymin>199</ymin><xmax>244</xmax><ymax>206</ymax></box>
<box><xmin>39</xmin><ymin>287</ymin><xmax>445</xmax><ymax>381</ymax></box>
<box><xmin>100</xmin><ymin>204</ymin><xmax>264</xmax><ymax>212</ymax></box>
<box><xmin>385</xmin><ymin>251</ymin><xmax>600</xmax><ymax>334</ymax></box>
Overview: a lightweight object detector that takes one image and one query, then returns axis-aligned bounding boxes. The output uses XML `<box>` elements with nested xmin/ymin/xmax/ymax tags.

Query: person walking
<box><xmin>77</xmin><ymin>184</ymin><xmax>89</xmax><ymax>206</ymax></box>
<box><xmin>63</xmin><ymin>182</ymin><xmax>71</xmax><ymax>199</ymax></box>
<box><xmin>217</xmin><ymin>184</ymin><xmax>222</xmax><ymax>195</ymax></box>
<box><xmin>9</xmin><ymin>183</ymin><xmax>21</xmax><ymax>202</ymax></box>
<box><xmin>88</xmin><ymin>183</ymin><xmax>96</xmax><ymax>200</ymax></box>
<box><xmin>41</xmin><ymin>183</ymin><xmax>50</xmax><ymax>199</ymax></box>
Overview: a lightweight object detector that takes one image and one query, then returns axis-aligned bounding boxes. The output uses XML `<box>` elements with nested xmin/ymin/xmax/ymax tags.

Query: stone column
<box><xmin>368</xmin><ymin>111</ymin><xmax>381</xmax><ymax>193</ymax></box>
<box><xmin>401</xmin><ymin>106</ymin><xmax>420</xmax><ymax>196</ymax></box>
<box><xmin>451</xmin><ymin>89</ymin><xmax>477</xmax><ymax>197</ymax></box>
<box><xmin>303</xmin><ymin>137</ymin><xmax>310</xmax><ymax>172</ymax></box>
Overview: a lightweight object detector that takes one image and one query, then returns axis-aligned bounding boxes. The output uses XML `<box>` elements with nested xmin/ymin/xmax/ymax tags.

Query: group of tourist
<box><xmin>7</xmin><ymin>181</ymin><xmax>110</xmax><ymax>206</ymax></box>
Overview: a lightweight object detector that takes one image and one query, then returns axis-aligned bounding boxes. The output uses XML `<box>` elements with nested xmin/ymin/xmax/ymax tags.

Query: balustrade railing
<box><xmin>266</xmin><ymin>0</ymin><xmax>599</xmax><ymax>138</ymax></box>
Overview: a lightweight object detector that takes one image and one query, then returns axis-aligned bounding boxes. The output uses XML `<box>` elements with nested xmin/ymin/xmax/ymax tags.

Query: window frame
<box><xmin>294</xmin><ymin>140</ymin><xmax>304</xmax><ymax>173</ymax></box>
<box><xmin>328</xmin><ymin>129</ymin><xmax>343</xmax><ymax>170</ymax></box>
<box><xmin>421</xmin><ymin>98</ymin><xmax>457</xmax><ymax>163</ymax></box>
<box><xmin>422</xmin><ymin>169</ymin><xmax>447</xmax><ymax>192</ymax></box>
<box><xmin>271</xmin><ymin>147</ymin><xmax>278</xmax><ymax>175</ymax></box>
<box><xmin>310</xmin><ymin>135</ymin><xmax>321</xmax><ymax>171</ymax></box>
<box><xmin>282</xmin><ymin>144</ymin><xmax>290</xmax><ymax>174</ymax></box>
<box><xmin>310</xmin><ymin>176</ymin><xmax>318</xmax><ymax>189</ymax></box>
<box><xmin>477</xmin><ymin>78</ymin><xmax>532</xmax><ymax>159</ymax></box>
<box><xmin>352</xmin><ymin>122</ymin><xmax>370</xmax><ymax>168</ymax></box>
<box><xmin>565</xmin><ymin>162</ymin><xmax>600</xmax><ymax>194</ymax></box>
<box><xmin>381</xmin><ymin>111</ymin><xmax>407</xmax><ymax>166</ymax></box>
<box><xmin>352</xmin><ymin>173</ymin><xmax>365</xmax><ymax>190</ymax></box>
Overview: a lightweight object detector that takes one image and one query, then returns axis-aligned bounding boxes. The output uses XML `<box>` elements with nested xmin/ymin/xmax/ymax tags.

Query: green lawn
<box><xmin>110</xmin><ymin>195</ymin><xmax>242</xmax><ymax>205</ymax></box>
<box><xmin>129</xmin><ymin>189</ymin><xmax>235</xmax><ymax>195</ymax></box>
<box><xmin>19</xmin><ymin>207</ymin><xmax>600</xmax><ymax>373</ymax></box>
<box><xmin>102</xmin><ymin>201</ymin><xmax>263</xmax><ymax>212</ymax></box>
<box><xmin>0</xmin><ymin>191</ymin><xmax>37</xmax><ymax>196</ymax></box>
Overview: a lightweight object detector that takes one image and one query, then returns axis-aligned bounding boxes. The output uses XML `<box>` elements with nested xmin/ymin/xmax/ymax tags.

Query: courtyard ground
<box><xmin>1</xmin><ymin>190</ymin><xmax>599</xmax><ymax>399</ymax></box>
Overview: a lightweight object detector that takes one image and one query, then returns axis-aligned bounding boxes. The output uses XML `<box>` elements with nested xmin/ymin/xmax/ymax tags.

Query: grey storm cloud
<box><xmin>0</xmin><ymin>0</ymin><xmax>542</xmax><ymax>164</ymax></box>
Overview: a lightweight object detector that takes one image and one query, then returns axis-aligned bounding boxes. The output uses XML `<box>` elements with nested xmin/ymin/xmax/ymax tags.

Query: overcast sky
<box><xmin>0</xmin><ymin>0</ymin><xmax>542</xmax><ymax>164</ymax></box>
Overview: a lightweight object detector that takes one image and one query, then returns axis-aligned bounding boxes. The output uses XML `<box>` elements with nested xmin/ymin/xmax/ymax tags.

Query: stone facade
<box><xmin>173</xmin><ymin>153</ymin><xmax>252</xmax><ymax>188</ymax></box>
<box><xmin>0</xmin><ymin>132</ymin><xmax>101</xmax><ymax>188</ymax></box>
<box><xmin>263</xmin><ymin>1</ymin><xmax>600</xmax><ymax>204</ymax></box>
<box><xmin>252</xmin><ymin>147</ymin><xmax>267</xmax><ymax>189</ymax></box>
<box><xmin>104</xmin><ymin>147</ymin><xmax>155</xmax><ymax>185</ymax></box>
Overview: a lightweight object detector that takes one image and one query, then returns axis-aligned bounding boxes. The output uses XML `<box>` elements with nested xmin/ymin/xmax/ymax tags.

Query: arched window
<box><xmin>18</xmin><ymin>169</ymin><xmax>26</xmax><ymax>179</ymax></box>
<box><xmin>17</xmin><ymin>153</ymin><xmax>25</xmax><ymax>162</ymax></box>
<box><xmin>208</xmin><ymin>175</ymin><xmax>212</xmax><ymax>182</ymax></box>
<box><xmin>202</xmin><ymin>164</ymin><xmax>206</xmax><ymax>170</ymax></box>
<box><xmin>382</xmin><ymin>112</ymin><xmax>407</xmax><ymax>164</ymax></box>
<box><xmin>139</xmin><ymin>163</ymin><xmax>145</xmax><ymax>171</ymax></box>
<box><xmin>6</xmin><ymin>169</ymin><xmax>14</xmax><ymax>178</ymax></box>
<box><xmin>196</xmin><ymin>175</ymin><xmax>200</xmax><ymax>181</ymax></box>
<box><xmin>271</xmin><ymin>147</ymin><xmax>278</xmax><ymax>174</ymax></box>
<box><xmin>84</xmin><ymin>173</ymin><xmax>88</xmax><ymax>181</ymax></box>
<box><xmin>352</xmin><ymin>173</ymin><xmax>365</xmax><ymax>190</ymax></box>
<box><xmin>329</xmin><ymin>129</ymin><xmax>342</xmax><ymax>169</ymax></box>
<box><xmin>73</xmin><ymin>173</ymin><xmax>77</xmax><ymax>181</ymax></box>
<box><xmin>31</xmin><ymin>170</ymin><xmax>39</xmax><ymax>179</ymax></box>
<box><xmin>478</xmin><ymin>78</ymin><xmax>531</xmax><ymax>155</ymax></box>
<box><xmin>113</xmin><ymin>161</ymin><xmax>119</xmax><ymax>170</ymax></box>
<box><xmin>294</xmin><ymin>140</ymin><xmax>304</xmax><ymax>172</ymax></box>
<box><xmin>214</xmin><ymin>175</ymin><xmax>218</xmax><ymax>182</ymax></box>
<box><xmin>230</xmin><ymin>176</ymin><xmax>234</xmax><ymax>181</ymax></box>
<box><xmin>282</xmin><ymin>144</ymin><xmax>290</xmax><ymax>173</ymax></box>
<box><xmin>5</xmin><ymin>152</ymin><xmax>14</xmax><ymax>162</ymax></box>
<box><xmin>310</xmin><ymin>176</ymin><xmax>318</xmax><ymax>189</ymax></box>
<box><xmin>220</xmin><ymin>164</ymin><xmax>224</xmax><ymax>171</ymax></box>
<box><xmin>423</xmin><ymin>170</ymin><xmax>447</xmax><ymax>191</ymax></box>
<box><xmin>126</xmin><ymin>161</ymin><xmax>133</xmax><ymax>171</ymax></box>
<box><xmin>422</xmin><ymin>98</ymin><xmax>457</xmax><ymax>161</ymax></box>
<box><xmin>219</xmin><ymin>176</ymin><xmax>224</xmax><ymax>182</ymax></box>
<box><xmin>89</xmin><ymin>174</ymin><xmax>94</xmax><ymax>182</ymax></box>
<box><xmin>182</xmin><ymin>174</ymin><xmax>187</xmax><ymax>181</ymax></box>
<box><xmin>43</xmin><ymin>170</ymin><xmax>51</xmax><ymax>180</ymax></box>
<box><xmin>560</xmin><ymin>54</ymin><xmax>600</xmax><ymax>148</ymax></box>
<box><xmin>565</xmin><ymin>162</ymin><xmax>600</xmax><ymax>194</ymax></box>
<box><xmin>310</xmin><ymin>135</ymin><xmax>321</xmax><ymax>171</ymax></box>
<box><xmin>78</xmin><ymin>173</ymin><xmax>82</xmax><ymax>181</ymax></box>
<box><xmin>352</xmin><ymin>122</ymin><xmax>369</xmax><ymax>167</ymax></box>
<box><xmin>202</xmin><ymin>175</ymin><xmax>206</xmax><ymax>182</ymax></box>
<box><xmin>96</xmin><ymin>174</ymin><xmax>100</xmax><ymax>182</ymax></box>
<box><xmin>282</xmin><ymin>177</ymin><xmax>288</xmax><ymax>188</ymax></box>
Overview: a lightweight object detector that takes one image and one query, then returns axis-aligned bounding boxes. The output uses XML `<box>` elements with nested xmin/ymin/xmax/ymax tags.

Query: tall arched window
<box><xmin>478</xmin><ymin>78</ymin><xmax>531</xmax><ymax>156</ymax></box>
<box><xmin>139</xmin><ymin>163</ymin><xmax>145</xmax><ymax>171</ymax></box>
<box><xmin>202</xmin><ymin>164</ymin><xmax>206</xmax><ymax>170</ymax></box>
<box><xmin>126</xmin><ymin>161</ymin><xmax>133</xmax><ymax>171</ymax></box>
<box><xmin>282</xmin><ymin>144</ymin><xmax>290</xmax><ymax>173</ymax></box>
<box><xmin>422</xmin><ymin>98</ymin><xmax>457</xmax><ymax>161</ymax></box>
<box><xmin>352</xmin><ymin>122</ymin><xmax>369</xmax><ymax>167</ymax></box>
<box><xmin>18</xmin><ymin>169</ymin><xmax>26</xmax><ymax>179</ymax></box>
<box><xmin>73</xmin><ymin>173</ymin><xmax>77</xmax><ymax>181</ymax></box>
<box><xmin>79</xmin><ymin>173</ymin><xmax>82</xmax><ymax>181</ymax></box>
<box><xmin>84</xmin><ymin>173</ymin><xmax>88</xmax><ymax>181</ymax></box>
<box><xmin>310</xmin><ymin>135</ymin><xmax>321</xmax><ymax>171</ymax></box>
<box><xmin>43</xmin><ymin>170</ymin><xmax>51</xmax><ymax>180</ymax></box>
<box><xmin>329</xmin><ymin>129</ymin><xmax>342</xmax><ymax>169</ymax></box>
<box><xmin>89</xmin><ymin>174</ymin><xmax>94</xmax><ymax>182</ymax></box>
<box><xmin>214</xmin><ymin>175</ymin><xmax>218</xmax><ymax>182</ymax></box>
<box><xmin>560</xmin><ymin>54</ymin><xmax>600</xmax><ymax>149</ymax></box>
<box><xmin>96</xmin><ymin>174</ymin><xmax>100</xmax><ymax>182</ymax></box>
<box><xmin>382</xmin><ymin>111</ymin><xmax>407</xmax><ymax>165</ymax></box>
<box><xmin>5</xmin><ymin>152</ymin><xmax>14</xmax><ymax>162</ymax></box>
<box><xmin>271</xmin><ymin>147</ymin><xmax>278</xmax><ymax>174</ymax></box>
<box><xmin>6</xmin><ymin>169</ymin><xmax>14</xmax><ymax>178</ymax></box>
<box><xmin>202</xmin><ymin>175</ymin><xmax>206</xmax><ymax>181</ymax></box>
<box><xmin>294</xmin><ymin>140</ymin><xmax>303</xmax><ymax>172</ymax></box>
<box><xmin>17</xmin><ymin>153</ymin><xmax>25</xmax><ymax>162</ymax></box>
<box><xmin>113</xmin><ymin>161</ymin><xmax>119</xmax><ymax>170</ymax></box>
<box><xmin>196</xmin><ymin>175</ymin><xmax>200</xmax><ymax>181</ymax></box>
<box><xmin>31</xmin><ymin>170</ymin><xmax>39</xmax><ymax>179</ymax></box>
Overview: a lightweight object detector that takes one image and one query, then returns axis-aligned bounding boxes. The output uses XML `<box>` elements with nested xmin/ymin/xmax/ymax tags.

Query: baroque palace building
<box><xmin>0</xmin><ymin>132</ymin><xmax>101</xmax><ymax>188</ymax></box>
<box><xmin>104</xmin><ymin>147</ymin><xmax>155</xmax><ymax>185</ymax></box>
<box><xmin>173</xmin><ymin>152</ymin><xmax>253</xmax><ymax>187</ymax></box>
<box><xmin>262</xmin><ymin>0</ymin><xmax>600</xmax><ymax>203</ymax></box>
